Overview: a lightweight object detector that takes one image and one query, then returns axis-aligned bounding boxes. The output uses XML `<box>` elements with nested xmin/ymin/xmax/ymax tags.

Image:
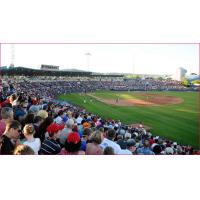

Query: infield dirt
<box><xmin>88</xmin><ymin>93</ymin><xmax>183</xmax><ymax>106</ymax></box>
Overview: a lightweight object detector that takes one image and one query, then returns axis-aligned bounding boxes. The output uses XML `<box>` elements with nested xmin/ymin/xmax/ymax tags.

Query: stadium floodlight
<box><xmin>132</xmin><ymin>56</ymin><xmax>135</xmax><ymax>75</ymax></box>
<box><xmin>9</xmin><ymin>44</ymin><xmax>15</xmax><ymax>67</ymax></box>
<box><xmin>85</xmin><ymin>52</ymin><xmax>92</xmax><ymax>72</ymax></box>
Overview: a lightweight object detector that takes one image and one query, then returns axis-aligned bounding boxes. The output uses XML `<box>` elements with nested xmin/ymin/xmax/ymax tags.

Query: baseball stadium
<box><xmin>0</xmin><ymin>44</ymin><xmax>199</xmax><ymax>155</ymax></box>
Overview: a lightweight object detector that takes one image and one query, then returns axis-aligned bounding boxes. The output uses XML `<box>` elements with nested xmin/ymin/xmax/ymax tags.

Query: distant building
<box><xmin>173</xmin><ymin>67</ymin><xmax>187</xmax><ymax>81</ymax></box>
<box><xmin>41</xmin><ymin>64</ymin><xmax>59</xmax><ymax>71</ymax></box>
<box><xmin>185</xmin><ymin>73</ymin><xmax>200</xmax><ymax>81</ymax></box>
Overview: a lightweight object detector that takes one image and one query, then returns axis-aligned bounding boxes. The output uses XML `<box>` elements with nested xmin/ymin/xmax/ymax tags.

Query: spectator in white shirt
<box><xmin>23</xmin><ymin>124</ymin><xmax>41</xmax><ymax>155</ymax></box>
<box><xmin>100</xmin><ymin>129</ymin><xmax>121</xmax><ymax>154</ymax></box>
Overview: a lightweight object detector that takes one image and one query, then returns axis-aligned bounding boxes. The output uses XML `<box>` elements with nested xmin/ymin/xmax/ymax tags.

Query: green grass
<box><xmin>91</xmin><ymin>91</ymin><xmax>148</xmax><ymax>100</ymax></box>
<box><xmin>58</xmin><ymin>91</ymin><xmax>199</xmax><ymax>148</ymax></box>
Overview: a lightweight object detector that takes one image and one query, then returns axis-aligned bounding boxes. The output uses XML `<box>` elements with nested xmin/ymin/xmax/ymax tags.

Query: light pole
<box><xmin>145</xmin><ymin>81</ymin><xmax>149</xmax><ymax>100</ymax></box>
<box><xmin>10</xmin><ymin>44</ymin><xmax>15</xmax><ymax>67</ymax></box>
<box><xmin>85</xmin><ymin>52</ymin><xmax>91</xmax><ymax>72</ymax></box>
<box><xmin>132</xmin><ymin>56</ymin><xmax>135</xmax><ymax>76</ymax></box>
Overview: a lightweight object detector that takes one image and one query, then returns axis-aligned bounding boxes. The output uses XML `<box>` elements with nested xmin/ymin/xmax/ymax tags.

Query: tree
<box><xmin>191</xmin><ymin>80</ymin><xmax>200</xmax><ymax>85</ymax></box>
<box><xmin>158</xmin><ymin>77</ymin><xmax>164</xmax><ymax>81</ymax></box>
<box><xmin>182</xmin><ymin>78</ymin><xmax>190</xmax><ymax>87</ymax></box>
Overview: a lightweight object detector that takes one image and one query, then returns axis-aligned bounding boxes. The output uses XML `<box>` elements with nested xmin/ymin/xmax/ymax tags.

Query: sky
<box><xmin>1</xmin><ymin>44</ymin><xmax>199</xmax><ymax>75</ymax></box>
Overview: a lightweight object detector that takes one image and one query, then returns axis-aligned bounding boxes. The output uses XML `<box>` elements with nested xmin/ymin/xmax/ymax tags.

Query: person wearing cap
<box><xmin>119</xmin><ymin>128</ymin><xmax>126</xmax><ymax>136</ymax></box>
<box><xmin>37</xmin><ymin>110</ymin><xmax>48</xmax><ymax>120</ymax></box>
<box><xmin>28</xmin><ymin>104</ymin><xmax>40</xmax><ymax>115</ymax></box>
<box><xmin>39</xmin><ymin>123</ymin><xmax>62</xmax><ymax>155</ymax></box>
<box><xmin>127</xmin><ymin>139</ymin><xmax>137</xmax><ymax>154</ymax></box>
<box><xmin>124</xmin><ymin>132</ymin><xmax>131</xmax><ymax>141</ymax></box>
<box><xmin>80</xmin><ymin>128</ymin><xmax>92</xmax><ymax>152</ymax></box>
<box><xmin>60</xmin><ymin>132</ymin><xmax>85</xmax><ymax>155</ymax></box>
<box><xmin>14</xmin><ymin>107</ymin><xmax>27</xmax><ymax>123</ymax></box>
<box><xmin>82</xmin><ymin>122</ymin><xmax>91</xmax><ymax>129</ymax></box>
<box><xmin>165</xmin><ymin>147</ymin><xmax>174</xmax><ymax>155</ymax></box>
<box><xmin>118</xmin><ymin>139</ymin><xmax>137</xmax><ymax>155</ymax></box>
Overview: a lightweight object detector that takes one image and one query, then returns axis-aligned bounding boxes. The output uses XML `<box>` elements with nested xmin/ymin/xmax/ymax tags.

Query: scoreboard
<box><xmin>41</xmin><ymin>64</ymin><xmax>59</xmax><ymax>71</ymax></box>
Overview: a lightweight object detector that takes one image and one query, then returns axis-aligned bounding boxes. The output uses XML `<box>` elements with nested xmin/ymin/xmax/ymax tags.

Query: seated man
<box><xmin>0</xmin><ymin>107</ymin><xmax>14</xmax><ymax>136</ymax></box>
<box><xmin>39</xmin><ymin>123</ymin><xmax>62</xmax><ymax>155</ymax></box>
<box><xmin>0</xmin><ymin>120</ymin><xmax>21</xmax><ymax>155</ymax></box>
<box><xmin>100</xmin><ymin>129</ymin><xmax>121</xmax><ymax>154</ymax></box>
<box><xmin>137</xmin><ymin>139</ymin><xmax>154</xmax><ymax>155</ymax></box>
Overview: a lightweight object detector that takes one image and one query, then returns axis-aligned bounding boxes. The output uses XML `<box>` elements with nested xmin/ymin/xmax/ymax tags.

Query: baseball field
<box><xmin>58</xmin><ymin>91</ymin><xmax>199</xmax><ymax>148</ymax></box>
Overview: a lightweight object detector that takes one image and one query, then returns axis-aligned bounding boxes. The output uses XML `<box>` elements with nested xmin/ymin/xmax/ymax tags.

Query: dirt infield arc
<box><xmin>88</xmin><ymin>93</ymin><xmax>184</xmax><ymax>106</ymax></box>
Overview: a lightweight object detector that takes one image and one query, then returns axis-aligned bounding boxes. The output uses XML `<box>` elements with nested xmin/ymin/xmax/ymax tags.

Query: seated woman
<box><xmin>85</xmin><ymin>130</ymin><xmax>104</xmax><ymax>155</ymax></box>
<box><xmin>22</xmin><ymin>124</ymin><xmax>41</xmax><ymax>155</ymax></box>
<box><xmin>14</xmin><ymin>144</ymin><xmax>34</xmax><ymax>155</ymax></box>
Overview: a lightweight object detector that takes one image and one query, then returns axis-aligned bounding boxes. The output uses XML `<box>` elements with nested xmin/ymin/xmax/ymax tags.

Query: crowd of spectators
<box><xmin>0</xmin><ymin>75</ymin><xmax>199</xmax><ymax>155</ymax></box>
<box><xmin>1</xmin><ymin>76</ymin><xmax>197</xmax><ymax>101</ymax></box>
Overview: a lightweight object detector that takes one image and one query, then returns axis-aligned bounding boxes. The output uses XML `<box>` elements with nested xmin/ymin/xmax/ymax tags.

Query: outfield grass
<box><xmin>58</xmin><ymin>91</ymin><xmax>199</xmax><ymax>148</ymax></box>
